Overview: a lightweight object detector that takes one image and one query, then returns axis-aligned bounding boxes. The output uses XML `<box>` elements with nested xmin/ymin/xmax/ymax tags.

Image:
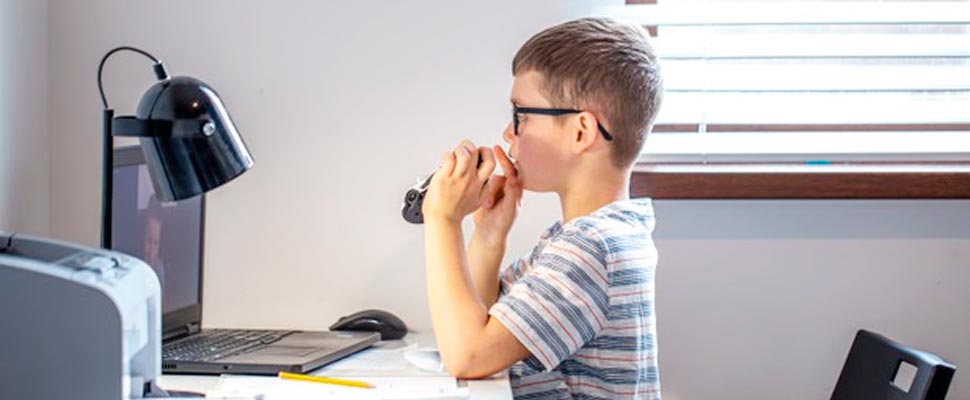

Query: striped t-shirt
<box><xmin>489</xmin><ymin>199</ymin><xmax>660</xmax><ymax>400</ymax></box>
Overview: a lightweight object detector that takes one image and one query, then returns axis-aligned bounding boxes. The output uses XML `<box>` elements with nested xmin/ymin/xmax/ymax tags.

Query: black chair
<box><xmin>832</xmin><ymin>329</ymin><xmax>956</xmax><ymax>400</ymax></box>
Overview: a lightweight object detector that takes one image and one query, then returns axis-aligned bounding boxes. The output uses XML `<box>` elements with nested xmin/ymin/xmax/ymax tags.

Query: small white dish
<box><xmin>403</xmin><ymin>348</ymin><xmax>444</xmax><ymax>372</ymax></box>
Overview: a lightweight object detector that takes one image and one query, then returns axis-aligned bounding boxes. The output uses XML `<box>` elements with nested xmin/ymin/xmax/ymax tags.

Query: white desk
<box><xmin>158</xmin><ymin>333</ymin><xmax>512</xmax><ymax>400</ymax></box>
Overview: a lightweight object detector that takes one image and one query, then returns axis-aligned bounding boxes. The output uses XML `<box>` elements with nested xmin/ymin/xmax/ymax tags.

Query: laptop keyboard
<box><xmin>163</xmin><ymin>329</ymin><xmax>295</xmax><ymax>362</ymax></box>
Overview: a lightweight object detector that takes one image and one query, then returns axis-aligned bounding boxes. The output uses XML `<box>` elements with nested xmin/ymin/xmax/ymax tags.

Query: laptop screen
<box><xmin>111</xmin><ymin>147</ymin><xmax>204</xmax><ymax>327</ymax></box>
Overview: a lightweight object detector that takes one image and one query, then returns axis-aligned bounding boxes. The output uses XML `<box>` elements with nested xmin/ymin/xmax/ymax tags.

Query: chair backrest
<box><xmin>831</xmin><ymin>329</ymin><xmax>956</xmax><ymax>400</ymax></box>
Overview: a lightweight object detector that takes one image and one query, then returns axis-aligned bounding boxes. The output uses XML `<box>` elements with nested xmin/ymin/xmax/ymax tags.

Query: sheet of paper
<box><xmin>207</xmin><ymin>376</ymin><xmax>374</xmax><ymax>400</ymax></box>
<box><xmin>322</xmin><ymin>344</ymin><xmax>414</xmax><ymax>372</ymax></box>
<box><xmin>318</xmin><ymin>343</ymin><xmax>449</xmax><ymax>377</ymax></box>
<box><xmin>208</xmin><ymin>375</ymin><xmax>468</xmax><ymax>400</ymax></box>
<box><xmin>368</xmin><ymin>377</ymin><xmax>467</xmax><ymax>400</ymax></box>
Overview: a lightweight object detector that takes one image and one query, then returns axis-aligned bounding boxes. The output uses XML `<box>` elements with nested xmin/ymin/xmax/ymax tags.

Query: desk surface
<box><xmin>158</xmin><ymin>332</ymin><xmax>512</xmax><ymax>400</ymax></box>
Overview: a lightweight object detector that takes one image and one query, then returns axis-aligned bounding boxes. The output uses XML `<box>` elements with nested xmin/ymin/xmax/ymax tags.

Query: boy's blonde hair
<box><xmin>513</xmin><ymin>17</ymin><xmax>663</xmax><ymax>168</ymax></box>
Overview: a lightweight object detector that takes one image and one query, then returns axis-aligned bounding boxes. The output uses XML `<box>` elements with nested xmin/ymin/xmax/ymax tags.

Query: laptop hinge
<box><xmin>163</xmin><ymin>322</ymin><xmax>202</xmax><ymax>341</ymax></box>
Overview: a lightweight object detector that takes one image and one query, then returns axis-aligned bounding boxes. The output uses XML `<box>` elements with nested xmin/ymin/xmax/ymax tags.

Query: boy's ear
<box><xmin>571</xmin><ymin>111</ymin><xmax>599</xmax><ymax>154</ymax></box>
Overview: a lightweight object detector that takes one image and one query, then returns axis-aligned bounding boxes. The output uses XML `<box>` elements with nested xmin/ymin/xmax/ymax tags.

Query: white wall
<box><xmin>46</xmin><ymin>1</ymin><xmax>969</xmax><ymax>399</ymax></box>
<box><xmin>654</xmin><ymin>200</ymin><xmax>970</xmax><ymax>399</ymax></box>
<box><xmin>0</xmin><ymin>0</ymin><xmax>49</xmax><ymax>236</ymax></box>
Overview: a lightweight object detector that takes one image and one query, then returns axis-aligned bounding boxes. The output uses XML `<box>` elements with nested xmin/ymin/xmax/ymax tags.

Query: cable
<box><xmin>97</xmin><ymin>46</ymin><xmax>168</xmax><ymax>109</ymax></box>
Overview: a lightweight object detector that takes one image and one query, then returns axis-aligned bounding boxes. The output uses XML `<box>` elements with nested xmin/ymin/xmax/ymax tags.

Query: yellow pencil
<box><xmin>277</xmin><ymin>371</ymin><xmax>375</xmax><ymax>389</ymax></box>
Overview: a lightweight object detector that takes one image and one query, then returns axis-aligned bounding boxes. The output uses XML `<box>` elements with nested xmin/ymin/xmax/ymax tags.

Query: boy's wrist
<box><xmin>472</xmin><ymin>228</ymin><xmax>508</xmax><ymax>248</ymax></box>
<box><xmin>425</xmin><ymin>214</ymin><xmax>463</xmax><ymax>227</ymax></box>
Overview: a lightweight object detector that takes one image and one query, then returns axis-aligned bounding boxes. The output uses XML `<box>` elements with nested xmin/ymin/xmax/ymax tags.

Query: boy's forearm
<box><xmin>424</xmin><ymin>218</ymin><xmax>490</xmax><ymax>369</ymax></box>
<box><xmin>466</xmin><ymin>229</ymin><xmax>505</xmax><ymax>308</ymax></box>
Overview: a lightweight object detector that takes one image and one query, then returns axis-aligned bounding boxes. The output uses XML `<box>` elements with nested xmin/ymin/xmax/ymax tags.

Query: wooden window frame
<box><xmin>631</xmin><ymin>163</ymin><xmax>970</xmax><ymax>199</ymax></box>
<box><xmin>634</xmin><ymin>123</ymin><xmax>970</xmax><ymax>199</ymax></box>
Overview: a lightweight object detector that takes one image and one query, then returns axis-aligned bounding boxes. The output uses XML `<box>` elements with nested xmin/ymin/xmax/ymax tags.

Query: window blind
<box><xmin>600</xmin><ymin>1</ymin><xmax>970</xmax><ymax>164</ymax></box>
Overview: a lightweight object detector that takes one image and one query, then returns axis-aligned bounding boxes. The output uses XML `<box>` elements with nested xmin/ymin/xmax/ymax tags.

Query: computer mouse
<box><xmin>329</xmin><ymin>309</ymin><xmax>408</xmax><ymax>340</ymax></box>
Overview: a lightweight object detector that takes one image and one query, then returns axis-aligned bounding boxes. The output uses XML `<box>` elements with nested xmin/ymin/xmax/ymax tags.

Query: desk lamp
<box><xmin>97</xmin><ymin>46</ymin><xmax>253</xmax><ymax>248</ymax></box>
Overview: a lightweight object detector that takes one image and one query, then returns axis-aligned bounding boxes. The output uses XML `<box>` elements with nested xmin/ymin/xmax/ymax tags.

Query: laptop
<box><xmin>110</xmin><ymin>146</ymin><xmax>379</xmax><ymax>375</ymax></box>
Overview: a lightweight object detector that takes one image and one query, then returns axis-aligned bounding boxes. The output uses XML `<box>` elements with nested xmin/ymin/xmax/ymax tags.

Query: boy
<box><xmin>422</xmin><ymin>17</ymin><xmax>663</xmax><ymax>399</ymax></box>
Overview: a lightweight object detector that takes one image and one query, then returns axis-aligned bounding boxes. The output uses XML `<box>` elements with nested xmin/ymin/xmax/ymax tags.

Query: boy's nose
<box><xmin>502</xmin><ymin>122</ymin><xmax>515</xmax><ymax>144</ymax></box>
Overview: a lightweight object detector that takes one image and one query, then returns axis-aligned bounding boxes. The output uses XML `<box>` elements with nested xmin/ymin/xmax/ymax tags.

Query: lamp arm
<box><xmin>98</xmin><ymin>46</ymin><xmax>169</xmax><ymax>249</ymax></box>
<box><xmin>101</xmin><ymin>109</ymin><xmax>113</xmax><ymax>249</ymax></box>
<box><xmin>97</xmin><ymin>46</ymin><xmax>169</xmax><ymax>109</ymax></box>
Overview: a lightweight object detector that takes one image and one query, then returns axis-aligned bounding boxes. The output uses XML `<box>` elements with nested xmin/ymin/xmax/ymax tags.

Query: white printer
<box><xmin>0</xmin><ymin>232</ymin><xmax>167</xmax><ymax>399</ymax></box>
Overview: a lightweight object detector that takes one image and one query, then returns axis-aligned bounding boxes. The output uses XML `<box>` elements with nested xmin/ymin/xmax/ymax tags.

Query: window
<box><xmin>600</xmin><ymin>1</ymin><xmax>970</xmax><ymax>198</ymax></box>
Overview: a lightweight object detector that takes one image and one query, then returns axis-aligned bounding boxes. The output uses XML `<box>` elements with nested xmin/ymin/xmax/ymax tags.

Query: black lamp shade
<box><xmin>135</xmin><ymin>76</ymin><xmax>253</xmax><ymax>202</ymax></box>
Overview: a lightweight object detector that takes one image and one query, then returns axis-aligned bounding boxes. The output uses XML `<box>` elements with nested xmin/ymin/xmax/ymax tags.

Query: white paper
<box><xmin>323</xmin><ymin>345</ymin><xmax>414</xmax><ymax>372</ymax></box>
<box><xmin>209</xmin><ymin>375</ymin><xmax>468</xmax><ymax>400</ymax></box>
<box><xmin>319</xmin><ymin>344</ymin><xmax>449</xmax><ymax>378</ymax></box>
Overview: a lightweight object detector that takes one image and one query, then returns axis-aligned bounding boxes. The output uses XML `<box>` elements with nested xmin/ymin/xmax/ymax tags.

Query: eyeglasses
<box><xmin>512</xmin><ymin>106</ymin><xmax>614</xmax><ymax>141</ymax></box>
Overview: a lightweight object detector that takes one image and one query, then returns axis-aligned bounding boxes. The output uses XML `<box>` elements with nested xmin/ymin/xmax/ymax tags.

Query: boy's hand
<box><xmin>422</xmin><ymin>140</ymin><xmax>496</xmax><ymax>224</ymax></box>
<box><xmin>473</xmin><ymin>146</ymin><xmax>522</xmax><ymax>244</ymax></box>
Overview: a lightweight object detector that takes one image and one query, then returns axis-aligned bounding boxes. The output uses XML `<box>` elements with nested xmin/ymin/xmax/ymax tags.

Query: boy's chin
<box><xmin>515</xmin><ymin>168</ymin><xmax>552</xmax><ymax>193</ymax></box>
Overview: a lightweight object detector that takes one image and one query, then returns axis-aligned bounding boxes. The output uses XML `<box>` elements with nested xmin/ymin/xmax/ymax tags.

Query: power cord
<box><xmin>97</xmin><ymin>46</ymin><xmax>169</xmax><ymax>109</ymax></box>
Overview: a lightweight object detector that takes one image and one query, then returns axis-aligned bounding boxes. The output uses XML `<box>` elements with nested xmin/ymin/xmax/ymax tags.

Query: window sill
<box><xmin>631</xmin><ymin>163</ymin><xmax>970</xmax><ymax>199</ymax></box>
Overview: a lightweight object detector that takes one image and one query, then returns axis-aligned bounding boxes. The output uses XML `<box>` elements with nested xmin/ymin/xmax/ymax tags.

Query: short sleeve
<box><xmin>489</xmin><ymin>230</ymin><xmax>610</xmax><ymax>371</ymax></box>
<box><xmin>498</xmin><ymin>257</ymin><xmax>527</xmax><ymax>297</ymax></box>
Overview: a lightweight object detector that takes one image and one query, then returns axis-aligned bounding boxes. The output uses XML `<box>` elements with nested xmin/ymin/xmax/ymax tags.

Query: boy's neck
<box><xmin>558</xmin><ymin>167</ymin><xmax>631</xmax><ymax>223</ymax></box>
